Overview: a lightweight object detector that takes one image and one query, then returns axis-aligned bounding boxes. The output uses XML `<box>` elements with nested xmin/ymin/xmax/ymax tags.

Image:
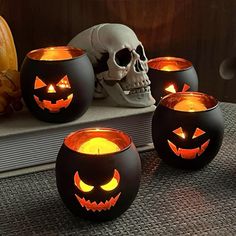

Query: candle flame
<box><xmin>78</xmin><ymin>137</ymin><xmax>120</xmax><ymax>155</ymax></box>
<box><xmin>40</xmin><ymin>49</ymin><xmax>73</xmax><ymax>61</ymax></box>
<box><xmin>174</xmin><ymin>98</ymin><xmax>207</xmax><ymax>112</ymax></box>
<box><xmin>161</xmin><ymin>64</ymin><xmax>180</xmax><ymax>71</ymax></box>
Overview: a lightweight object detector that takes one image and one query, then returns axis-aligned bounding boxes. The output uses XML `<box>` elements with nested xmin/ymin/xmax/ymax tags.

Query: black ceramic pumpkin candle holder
<box><xmin>152</xmin><ymin>92</ymin><xmax>224</xmax><ymax>169</ymax></box>
<box><xmin>20</xmin><ymin>46</ymin><xmax>95</xmax><ymax>123</ymax></box>
<box><xmin>56</xmin><ymin>128</ymin><xmax>141</xmax><ymax>221</ymax></box>
<box><xmin>148</xmin><ymin>57</ymin><xmax>198</xmax><ymax>102</ymax></box>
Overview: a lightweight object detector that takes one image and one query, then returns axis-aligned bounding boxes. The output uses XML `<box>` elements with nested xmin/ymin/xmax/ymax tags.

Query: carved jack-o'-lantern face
<box><xmin>56</xmin><ymin>128</ymin><xmax>141</xmax><ymax>221</ymax></box>
<box><xmin>152</xmin><ymin>92</ymin><xmax>224</xmax><ymax>169</ymax></box>
<box><xmin>33</xmin><ymin>75</ymin><xmax>73</xmax><ymax>113</ymax></box>
<box><xmin>165</xmin><ymin>83</ymin><xmax>190</xmax><ymax>94</ymax></box>
<box><xmin>167</xmin><ymin>127</ymin><xmax>210</xmax><ymax>159</ymax></box>
<box><xmin>74</xmin><ymin>169</ymin><xmax>121</xmax><ymax>212</ymax></box>
<box><xmin>148</xmin><ymin>57</ymin><xmax>198</xmax><ymax>102</ymax></box>
<box><xmin>20</xmin><ymin>46</ymin><xmax>95</xmax><ymax>123</ymax></box>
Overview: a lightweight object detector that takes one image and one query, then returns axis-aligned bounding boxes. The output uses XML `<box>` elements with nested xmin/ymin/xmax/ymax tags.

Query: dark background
<box><xmin>1</xmin><ymin>0</ymin><xmax>235</xmax><ymax>102</ymax></box>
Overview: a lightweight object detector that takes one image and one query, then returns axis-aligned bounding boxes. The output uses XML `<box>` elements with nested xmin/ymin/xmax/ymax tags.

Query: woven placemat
<box><xmin>0</xmin><ymin>103</ymin><xmax>236</xmax><ymax>235</ymax></box>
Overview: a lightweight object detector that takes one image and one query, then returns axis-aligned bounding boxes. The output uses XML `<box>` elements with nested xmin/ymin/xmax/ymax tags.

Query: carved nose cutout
<box><xmin>165</xmin><ymin>84</ymin><xmax>176</xmax><ymax>93</ymax></box>
<box><xmin>47</xmin><ymin>84</ymin><xmax>56</xmax><ymax>93</ymax></box>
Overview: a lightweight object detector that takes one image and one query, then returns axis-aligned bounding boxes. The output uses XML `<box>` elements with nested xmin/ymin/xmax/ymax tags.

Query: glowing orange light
<box><xmin>182</xmin><ymin>83</ymin><xmax>190</xmax><ymax>92</ymax></box>
<box><xmin>74</xmin><ymin>171</ymin><xmax>94</xmax><ymax>192</ymax></box>
<box><xmin>167</xmin><ymin>139</ymin><xmax>210</xmax><ymax>159</ymax></box>
<box><xmin>78</xmin><ymin>137</ymin><xmax>120</xmax><ymax>155</ymax></box>
<box><xmin>34</xmin><ymin>76</ymin><xmax>47</xmax><ymax>89</ymax></box>
<box><xmin>40</xmin><ymin>48</ymin><xmax>73</xmax><ymax>61</ymax></box>
<box><xmin>101</xmin><ymin>169</ymin><xmax>120</xmax><ymax>191</ymax></box>
<box><xmin>75</xmin><ymin>192</ymin><xmax>121</xmax><ymax>212</ymax></box>
<box><xmin>56</xmin><ymin>76</ymin><xmax>71</xmax><ymax>88</ymax></box>
<box><xmin>174</xmin><ymin>97</ymin><xmax>207</xmax><ymax>112</ymax></box>
<box><xmin>34</xmin><ymin>94</ymin><xmax>73</xmax><ymax>112</ymax></box>
<box><xmin>47</xmin><ymin>84</ymin><xmax>56</xmax><ymax>93</ymax></box>
<box><xmin>192</xmin><ymin>128</ymin><xmax>205</xmax><ymax>139</ymax></box>
<box><xmin>64</xmin><ymin>128</ymin><xmax>131</xmax><ymax>155</ymax></box>
<box><xmin>165</xmin><ymin>84</ymin><xmax>176</xmax><ymax>93</ymax></box>
<box><xmin>161</xmin><ymin>64</ymin><xmax>180</xmax><ymax>71</ymax></box>
<box><xmin>173</xmin><ymin>127</ymin><xmax>185</xmax><ymax>139</ymax></box>
<box><xmin>148</xmin><ymin>57</ymin><xmax>192</xmax><ymax>71</ymax></box>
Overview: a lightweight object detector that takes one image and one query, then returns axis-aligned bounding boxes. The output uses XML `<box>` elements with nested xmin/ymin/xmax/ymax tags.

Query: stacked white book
<box><xmin>0</xmin><ymin>99</ymin><xmax>155</xmax><ymax>173</ymax></box>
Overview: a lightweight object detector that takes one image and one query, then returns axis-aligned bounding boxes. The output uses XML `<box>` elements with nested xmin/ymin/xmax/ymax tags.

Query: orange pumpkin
<box><xmin>0</xmin><ymin>16</ymin><xmax>18</xmax><ymax>71</ymax></box>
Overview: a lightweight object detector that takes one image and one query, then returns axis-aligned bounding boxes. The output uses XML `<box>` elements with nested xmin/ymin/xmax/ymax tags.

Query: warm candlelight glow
<box><xmin>64</xmin><ymin>128</ymin><xmax>132</xmax><ymax>155</ymax></box>
<box><xmin>27</xmin><ymin>46</ymin><xmax>84</xmax><ymax>61</ymax></box>
<box><xmin>78</xmin><ymin>137</ymin><xmax>120</xmax><ymax>155</ymax></box>
<box><xmin>160</xmin><ymin>92</ymin><xmax>218</xmax><ymax>113</ymax></box>
<box><xmin>165</xmin><ymin>84</ymin><xmax>176</xmax><ymax>93</ymax></box>
<box><xmin>148</xmin><ymin>57</ymin><xmax>192</xmax><ymax>72</ymax></box>
<box><xmin>47</xmin><ymin>84</ymin><xmax>56</xmax><ymax>93</ymax></box>
<box><xmin>40</xmin><ymin>48</ymin><xmax>73</xmax><ymax>61</ymax></box>
<box><xmin>174</xmin><ymin>97</ymin><xmax>207</xmax><ymax>112</ymax></box>
<box><xmin>160</xmin><ymin>64</ymin><xmax>180</xmax><ymax>71</ymax></box>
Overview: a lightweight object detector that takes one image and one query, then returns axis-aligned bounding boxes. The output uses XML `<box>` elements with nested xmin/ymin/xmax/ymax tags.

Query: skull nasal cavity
<box><xmin>135</xmin><ymin>60</ymin><xmax>144</xmax><ymax>72</ymax></box>
<box><xmin>136</xmin><ymin>45</ymin><xmax>146</xmax><ymax>61</ymax></box>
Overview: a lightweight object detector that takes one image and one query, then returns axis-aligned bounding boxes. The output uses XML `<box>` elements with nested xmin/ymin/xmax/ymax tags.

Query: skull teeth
<box><xmin>129</xmin><ymin>86</ymin><xmax>150</xmax><ymax>94</ymax></box>
<box><xmin>119</xmin><ymin>77</ymin><xmax>151</xmax><ymax>91</ymax></box>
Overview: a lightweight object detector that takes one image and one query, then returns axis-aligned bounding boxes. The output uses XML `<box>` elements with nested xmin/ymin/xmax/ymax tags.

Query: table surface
<box><xmin>0</xmin><ymin>102</ymin><xmax>236</xmax><ymax>235</ymax></box>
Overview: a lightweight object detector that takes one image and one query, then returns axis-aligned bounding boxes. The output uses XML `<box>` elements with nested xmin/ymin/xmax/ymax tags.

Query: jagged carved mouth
<box><xmin>33</xmin><ymin>94</ymin><xmax>73</xmax><ymax>112</ymax></box>
<box><xmin>75</xmin><ymin>192</ymin><xmax>121</xmax><ymax>212</ymax></box>
<box><xmin>167</xmin><ymin>139</ymin><xmax>210</xmax><ymax>159</ymax></box>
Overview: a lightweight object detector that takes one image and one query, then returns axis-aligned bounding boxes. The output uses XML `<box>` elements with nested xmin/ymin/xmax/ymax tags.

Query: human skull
<box><xmin>68</xmin><ymin>23</ymin><xmax>155</xmax><ymax>107</ymax></box>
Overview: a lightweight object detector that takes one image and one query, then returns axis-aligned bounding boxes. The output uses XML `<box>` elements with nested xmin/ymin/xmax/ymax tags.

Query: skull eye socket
<box><xmin>100</xmin><ymin>169</ymin><xmax>120</xmax><ymax>191</ymax></box>
<box><xmin>173</xmin><ymin>127</ymin><xmax>185</xmax><ymax>139</ymax></box>
<box><xmin>192</xmin><ymin>128</ymin><xmax>205</xmax><ymax>139</ymax></box>
<box><xmin>56</xmin><ymin>75</ymin><xmax>71</xmax><ymax>88</ymax></box>
<box><xmin>74</xmin><ymin>171</ymin><xmax>94</xmax><ymax>192</ymax></box>
<box><xmin>34</xmin><ymin>76</ymin><xmax>47</xmax><ymax>89</ymax></box>
<box><xmin>136</xmin><ymin>45</ymin><xmax>146</xmax><ymax>61</ymax></box>
<box><xmin>115</xmin><ymin>48</ymin><xmax>131</xmax><ymax>67</ymax></box>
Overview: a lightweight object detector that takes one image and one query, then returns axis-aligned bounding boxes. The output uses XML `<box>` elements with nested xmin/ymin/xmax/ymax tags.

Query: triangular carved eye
<box><xmin>173</xmin><ymin>127</ymin><xmax>185</xmax><ymax>139</ymax></box>
<box><xmin>56</xmin><ymin>75</ymin><xmax>71</xmax><ymax>88</ymax></box>
<box><xmin>192</xmin><ymin>128</ymin><xmax>205</xmax><ymax>139</ymax></box>
<box><xmin>34</xmin><ymin>76</ymin><xmax>47</xmax><ymax>89</ymax></box>
<box><xmin>182</xmin><ymin>83</ymin><xmax>190</xmax><ymax>92</ymax></box>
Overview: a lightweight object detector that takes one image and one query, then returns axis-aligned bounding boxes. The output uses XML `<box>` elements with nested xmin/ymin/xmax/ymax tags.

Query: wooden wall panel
<box><xmin>0</xmin><ymin>0</ymin><xmax>235</xmax><ymax>102</ymax></box>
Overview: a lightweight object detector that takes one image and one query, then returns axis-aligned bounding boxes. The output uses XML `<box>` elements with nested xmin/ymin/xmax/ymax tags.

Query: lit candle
<box><xmin>78</xmin><ymin>137</ymin><xmax>120</xmax><ymax>155</ymax></box>
<box><xmin>40</xmin><ymin>47</ymin><xmax>73</xmax><ymax>61</ymax></box>
<box><xmin>56</xmin><ymin>127</ymin><xmax>141</xmax><ymax>221</ymax></box>
<box><xmin>160</xmin><ymin>64</ymin><xmax>180</xmax><ymax>71</ymax></box>
<box><xmin>174</xmin><ymin>97</ymin><xmax>207</xmax><ymax>112</ymax></box>
<box><xmin>149</xmin><ymin>57</ymin><xmax>192</xmax><ymax>72</ymax></box>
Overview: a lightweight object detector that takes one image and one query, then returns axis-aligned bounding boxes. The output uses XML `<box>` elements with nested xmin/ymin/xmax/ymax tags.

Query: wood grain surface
<box><xmin>0</xmin><ymin>0</ymin><xmax>235</xmax><ymax>102</ymax></box>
